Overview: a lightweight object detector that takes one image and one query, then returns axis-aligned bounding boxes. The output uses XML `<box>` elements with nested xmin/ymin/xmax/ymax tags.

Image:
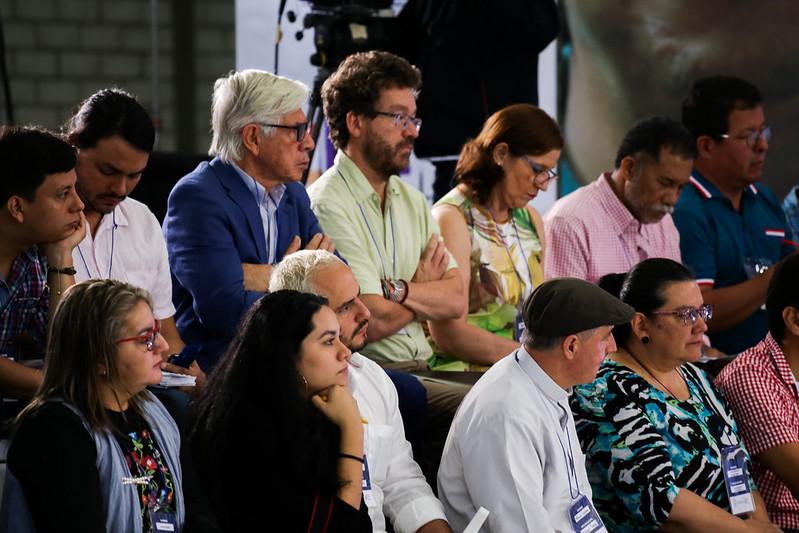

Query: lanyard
<box><xmin>77</xmin><ymin>209</ymin><xmax>116</xmax><ymax>279</ymax></box>
<box><xmin>337</xmin><ymin>169</ymin><xmax>397</xmax><ymax>279</ymax></box>
<box><xmin>515</xmin><ymin>352</ymin><xmax>581</xmax><ymax>499</ymax></box>
<box><xmin>488</xmin><ymin>208</ymin><xmax>534</xmax><ymax>301</ymax></box>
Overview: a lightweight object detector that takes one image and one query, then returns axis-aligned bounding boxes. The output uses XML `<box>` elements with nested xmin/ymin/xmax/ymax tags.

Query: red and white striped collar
<box><xmin>689</xmin><ymin>174</ymin><xmax>759</xmax><ymax>200</ymax></box>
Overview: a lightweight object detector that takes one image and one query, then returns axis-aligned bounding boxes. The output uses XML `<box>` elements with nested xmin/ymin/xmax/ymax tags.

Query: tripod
<box><xmin>303</xmin><ymin>67</ymin><xmax>333</xmax><ymax>184</ymax></box>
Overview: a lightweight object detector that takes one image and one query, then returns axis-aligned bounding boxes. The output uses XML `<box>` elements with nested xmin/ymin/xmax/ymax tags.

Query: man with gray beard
<box><xmin>544</xmin><ymin>116</ymin><xmax>696</xmax><ymax>282</ymax></box>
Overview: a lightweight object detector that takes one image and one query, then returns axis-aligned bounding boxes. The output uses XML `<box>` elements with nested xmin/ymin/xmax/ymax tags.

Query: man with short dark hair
<box><xmin>545</xmin><ymin>116</ymin><xmax>695</xmax><ymax>282</ymax></box>
<box><xmin>438</xmin><ymin>278</ymin><xmax>634</xmax><ymax>532</ymax></box>
<box><xmin>68</xmin><ymin>89</ymin><xmax>186</xmax><ymax>358</ymax></box>
<box><xmin>716</xmin><ymin>254</ymin><xmax>799</xmax><ymax>531</ymax></box>
<box><xmin>309</xmin><ymin>50</ymin><xmax>463</xmax><ymax>368</ymax></box>
<box><xmin>0</xmin><ymin>126</ymin><xmax>85</xmax><ymax>398</ymax></box>
<box><xmin>676</xmin><ymin>75</ymin><xmax>794</xmax><ymax>354</ymax></box>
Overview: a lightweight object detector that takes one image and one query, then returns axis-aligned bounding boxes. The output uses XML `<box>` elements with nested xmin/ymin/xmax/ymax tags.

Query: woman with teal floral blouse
<box><xmin>572</xmin><ymin>259</ymin><xmax>779</xmax><ymax>532</ymax></box>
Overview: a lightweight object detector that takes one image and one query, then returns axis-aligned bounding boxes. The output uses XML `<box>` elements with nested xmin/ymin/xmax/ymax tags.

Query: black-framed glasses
<box><xmin>258</xmin><ymin>122</ymin><xmax>310</xmax><ymax>142</ymax></box>
<box><xmin>372</xmin><ymin>111</ymin><xmax>422</xmax><ymax>132</ymax></box>
<box><xmin>115</xmin><ymin>320</ymin><xmax>161</xmax><ymax>352</ymax></box>
<box><xmin>649</xmin><ymin>304</ymin><xmax>713</xmax><ymax>326</ymax></box>
<box><xmin>524</xmin><ymin>156</ymin><xmax>558</xmax><ymax>187</ymax></box>
<box><xmin>719</xmin><ymin>126</ymin><xmax>771</xmax><ymax>148</ymax></box>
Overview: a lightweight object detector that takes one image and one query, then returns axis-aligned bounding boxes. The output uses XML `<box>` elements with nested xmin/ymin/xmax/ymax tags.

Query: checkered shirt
<box><xmin>543</xmin><ymin>173</ymin><xmax>682</xmax><ymax>283</ymax></box>
<box><xmin>715</xmin><ymin>333</ymin><xmax>799</xmax><ymax>530</ymax></box>
<box><xmin>0</xmin><ymin>247</ymin><xmax>49</xmax><ymax>359</ymax></box>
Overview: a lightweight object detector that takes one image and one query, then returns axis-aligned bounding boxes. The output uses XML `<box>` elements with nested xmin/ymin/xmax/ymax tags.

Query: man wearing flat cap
<box><xmin>437</xmin><ymin>278</ymin><xmax>634</xmax><ymax>532</ymax></box>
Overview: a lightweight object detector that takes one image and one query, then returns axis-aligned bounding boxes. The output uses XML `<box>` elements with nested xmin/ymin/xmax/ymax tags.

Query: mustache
<box><xmin>652</xmin><ymin>204</ymin><xmax>675</xmax><ymax>214</ymax></box>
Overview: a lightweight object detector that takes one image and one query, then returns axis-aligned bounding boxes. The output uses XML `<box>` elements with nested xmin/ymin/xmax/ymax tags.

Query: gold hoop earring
<box><xmin>301</xmin><ymin>374</ymin><xmax>308</xmax><ymax>394</ymax></box>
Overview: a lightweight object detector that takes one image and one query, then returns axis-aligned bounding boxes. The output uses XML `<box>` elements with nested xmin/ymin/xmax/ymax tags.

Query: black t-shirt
<box><xmin>8</xmin><ymin>402</ymin><xmax>177</xmax><ymax>533</ymax></box>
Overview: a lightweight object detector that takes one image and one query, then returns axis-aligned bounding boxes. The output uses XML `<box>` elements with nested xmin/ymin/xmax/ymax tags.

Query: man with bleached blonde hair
<box><xmin>164</xmin><ymin>69</ymin><xmax>334</xmax><ymax>370</ymax></box>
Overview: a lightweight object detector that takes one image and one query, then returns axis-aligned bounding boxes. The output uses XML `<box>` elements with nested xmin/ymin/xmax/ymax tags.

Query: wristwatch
<box><xmin>382</xmin><ymin>278</ymin><xmax>408</xmax><ymax>303</ymax></box>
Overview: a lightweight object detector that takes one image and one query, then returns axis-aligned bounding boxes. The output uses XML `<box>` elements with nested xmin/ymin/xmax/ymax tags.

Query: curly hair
<box><xmin>455</xmin><ymin>103</ymin><xmax>563</xmax><ymax>205</ymax></box>
<box><xmin>321</xmin><ymin>50</ymin><xmax>421</xmax><ymax>150</ymax></box>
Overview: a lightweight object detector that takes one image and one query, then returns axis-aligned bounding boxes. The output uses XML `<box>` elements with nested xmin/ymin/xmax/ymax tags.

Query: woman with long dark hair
<box><xmin>1</xmin><ymin>279</ymin><xmax>184</xmax><ymax>533</ymax></box>
<box><xmin>189</xmin><ymin>290</ymin><xmax>371</xmax><ymax>532</ymax></box>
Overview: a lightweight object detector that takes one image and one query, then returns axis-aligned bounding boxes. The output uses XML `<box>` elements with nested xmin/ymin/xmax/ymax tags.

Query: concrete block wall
<box><xmin>0</xmin><ymin>0</ymin><xmax>235</xmax><ymax>153</ymax></box>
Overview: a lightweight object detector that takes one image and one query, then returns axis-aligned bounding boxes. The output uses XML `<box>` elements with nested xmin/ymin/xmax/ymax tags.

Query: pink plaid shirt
<box><xmin>543</xmin><ymin>173</ymin><xmax>681</xmax><ymax>282</ymax></box>
<box><xmin>715</xmin><ymin>333</ymin><xmax>799</xmax><ymax>531</ymax></box>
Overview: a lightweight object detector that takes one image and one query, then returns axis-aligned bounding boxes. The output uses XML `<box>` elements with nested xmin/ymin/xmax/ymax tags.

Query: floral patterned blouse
<box><xmin>430</xmin><ymin>187</ymin><xmax>543</xmax><ymax>370</ymax></box>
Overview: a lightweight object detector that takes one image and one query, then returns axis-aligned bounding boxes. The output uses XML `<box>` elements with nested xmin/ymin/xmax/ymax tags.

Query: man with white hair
<box><xmin>163</xmin><ymin>69</ymin><xmax>334</xmax><ymax>370</ymax></box>
<box><xmin>544</xmin><ymin>116</ymin><xmax>695</xmax><ymax>283</ymax></box>
<box><xmin>270</xmin><ymin>250</ymin><xmax>452</xmax><ymax>533</ymax></box>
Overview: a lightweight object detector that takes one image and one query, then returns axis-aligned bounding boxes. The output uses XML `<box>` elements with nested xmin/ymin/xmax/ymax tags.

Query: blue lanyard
<box><xmin>77</xmin><ymin>209</ymin><xmax>116</xmax><ymax>279</ymax></box>
<box><xmin>337</xmin><ymin>169</ymin><xmax>397</xmax><ymax>279</ymax></box>
<box><xmin>492</xmin><ymin>210</ymin><xmax>535</xmax><ymax>302</ymax></box>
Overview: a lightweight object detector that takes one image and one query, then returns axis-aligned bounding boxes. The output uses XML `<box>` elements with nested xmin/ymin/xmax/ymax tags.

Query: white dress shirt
<box><xmin>349</xmin><ymin>352</ymin><xmax>447</xmax><ymax>532</ymax></box>
<box><xmin>73</xmin><ymin>198</ymin><xmax>176</xmax><ymax>319</ymax></box>
<box><xmin>437</xmin><ymin>347</ymin><xmax>594</xmax><ymax>532</ymax></box>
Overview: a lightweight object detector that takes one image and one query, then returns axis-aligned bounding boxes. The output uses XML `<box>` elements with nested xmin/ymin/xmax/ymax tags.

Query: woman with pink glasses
<box><xmin>1</xmin><ymin>279</ymin><xmax>184</xmax><ymax>533</ymax></box>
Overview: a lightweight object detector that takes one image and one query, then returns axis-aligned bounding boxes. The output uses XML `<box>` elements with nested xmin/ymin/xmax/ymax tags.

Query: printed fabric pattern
<box><xmin>430</xmin><ymin>189</ymin><xmax>542</xmax><ymax>370</ymax></box>
<box><xmin>571</xmin><ymin>360</ymin><xmax>754</xmax><ymax>532</ymax></box>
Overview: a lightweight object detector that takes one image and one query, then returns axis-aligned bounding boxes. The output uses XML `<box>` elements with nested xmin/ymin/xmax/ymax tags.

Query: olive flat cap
<box><xmin>523</xmin><ymin>278</ymin><xmax>635</xmax><ymax>337</ymax></box>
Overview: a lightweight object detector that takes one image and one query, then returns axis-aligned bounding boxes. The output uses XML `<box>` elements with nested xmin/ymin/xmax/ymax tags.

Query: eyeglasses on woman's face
<box><xmin>524</xmin><ymin>156</ymin><xmax>558</xmax><ymax>187</ymax></box>
<box><xmin>115</xmin><ymin>320</ymin><xmax>161</xmax><ymax>352</ymax></box>
<box><xmin>649</xmin><ymin>304</ymin><xmax>713</xmax><ymax>326</ymax></box>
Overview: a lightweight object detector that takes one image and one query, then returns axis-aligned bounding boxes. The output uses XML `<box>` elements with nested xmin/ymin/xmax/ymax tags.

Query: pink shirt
<box><xmin>543</xmin><ymin>173</ymin><xmax>681</xmax><ymax>282</ymax></box>
<box><xmin>715</xmin><ymin>334</ymin><xmax>799</xmax><ymax>531</ymax></box>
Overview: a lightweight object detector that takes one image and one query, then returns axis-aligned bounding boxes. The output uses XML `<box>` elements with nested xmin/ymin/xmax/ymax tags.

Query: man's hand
<box><xmin>242</xmin><ymin>233</ymin><xmax>336</xmax><ymax>292</ymax></box>
<box><xmin>412</xmin><ymin>234</ymin><xmax>448</xmax><ymax>283</ymax></box>
<box><xmin>303</xmin><ymin>233</ymin><xmax>336</xmax><ymax>253</ymax></box>
<box><xmin>40</xmin><ymin>211</ymin><xmax>87</xmax><ymax>265</ymax></box>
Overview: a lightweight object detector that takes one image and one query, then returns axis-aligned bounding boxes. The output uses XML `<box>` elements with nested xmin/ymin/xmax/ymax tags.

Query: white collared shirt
<box><xmin>73</xmin><ymin>198</ymin><xmax>176</xmax><ymax>319</ymax></box>
<box><xmin>438</xmin><ymin>347</ymin><xmax>593</xmax><ymax>532</ymax></box>
<box><xmin>348</xmin><ymin>352</ymin><xmax>446</xmax><ymax>532</ymax></box>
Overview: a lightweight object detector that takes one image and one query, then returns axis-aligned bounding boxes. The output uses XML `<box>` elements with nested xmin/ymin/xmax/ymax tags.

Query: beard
<box><xmin>362</xmin><ymin>133</ymin><xmax>414</xmax><ymax>178</ymax></box>
<box><xmin>343</xmin><ymin>319</ymin><xmax>369</xmax><ymax>352</ymax></box>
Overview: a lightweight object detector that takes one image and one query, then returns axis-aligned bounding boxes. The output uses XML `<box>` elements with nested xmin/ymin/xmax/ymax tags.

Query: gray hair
<box><xmin>522</xmin><ymin>327</ymin><xmax>598</xmax><ymax>351</ymax></box>
<box><xmin>209</xmin><ymin>69</ymin><xmax>309</xmax><ymax>163</ymax></box>
<box><xmin>270</xmin><ymin>250</ymin><xmax>346</xmax><ymax>295</ymax></box>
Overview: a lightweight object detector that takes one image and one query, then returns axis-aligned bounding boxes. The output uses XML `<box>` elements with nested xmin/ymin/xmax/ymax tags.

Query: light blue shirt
<box><xmin>232</xmin><ymin>162</ymin><xmax>286</xmax><ymax>263</ymax></box>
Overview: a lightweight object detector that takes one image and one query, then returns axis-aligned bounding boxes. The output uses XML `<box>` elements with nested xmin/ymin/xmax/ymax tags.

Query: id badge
<box><xmin>148</xmin><ymin>507</ymin><xmax>177</xmax><ymax>532</ymax></box>
<box><xmin>721</xmin><ymin>445</ymin><xmax>755</xmax><ymax>515</ymax></box>
<box><xmin>568</xmin><ymin>494</ymin><xmax>607</xmax><ymax>533</ymax></box>
<box><xmin>513</xmin><ymin>311</ymin><xmax>525</xmax><ymax>342</ymax></box>
<box><xmin>362</xmin><ymin>455</ymin><xmax>376</xmax><ymax>507</ymax></box>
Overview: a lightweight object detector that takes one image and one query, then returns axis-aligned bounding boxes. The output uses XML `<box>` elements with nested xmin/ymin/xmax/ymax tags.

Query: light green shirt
<box><xmin>308</xmin><ymin>150</ymin><xmax>456</xmax><ymax>364</ymax></box>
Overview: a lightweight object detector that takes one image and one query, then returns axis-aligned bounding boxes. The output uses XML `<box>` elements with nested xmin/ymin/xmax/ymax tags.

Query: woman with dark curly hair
<box><xmin>428</xmin><ymin>103</ymin><xmax>562</xmax><ymax>370</ymax></box>
<box><xmin>189</xmin><ymin>290</ymin><xmax>371</xmax><ymax>532</ymax></box>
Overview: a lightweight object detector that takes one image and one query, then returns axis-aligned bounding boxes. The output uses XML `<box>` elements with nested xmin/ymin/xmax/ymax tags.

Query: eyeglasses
<box><xmin>524</xmin><ymin>156</ymin><xmax>559</xmax><ymax>187</ymax></box>
<box><xmin>718</xmin><ymin>126</ymin><xmax>771</xmax><ymax>148</ymax></box>
<box><xmin>258</xmin><ymin>122</ymin><xmax>310</xmax><ymax>142</ymax></box>
<box><xmin>115</xmin><ymin>320</ymin><xmax>161</xmax><ymax>352</ymax></box>
<box><xmin>372</xmin><ymin>111</ymin><xmax>422</xmax><ymax>133</ymax></box>
<box><xmin>649</xmin><ymin>304</ymin><xmax>713</xmax><ymax>326</ymax></box>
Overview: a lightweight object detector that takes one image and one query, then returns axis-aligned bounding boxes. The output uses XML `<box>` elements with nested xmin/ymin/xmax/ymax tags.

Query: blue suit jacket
<box><xmin>163</xmin><ymin>157</ymin><xmax>323</xmax><ymax>370</ymax></box>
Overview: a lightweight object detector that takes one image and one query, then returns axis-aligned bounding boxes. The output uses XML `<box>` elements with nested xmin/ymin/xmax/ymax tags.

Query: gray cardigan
<box><xmin>0</xmin><ymin>390</ymin><xmax>184</xmax><ymax>533</ymax></box>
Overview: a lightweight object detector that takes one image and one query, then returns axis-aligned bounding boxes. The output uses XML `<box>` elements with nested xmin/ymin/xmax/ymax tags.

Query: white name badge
<box><xmin>568</xmin><ymin>493</ymin><xmax>607</xmax><ymax>533</ymax></box>
<box><xmin>362</xmin><ymin>455</ymin><xmax>376</xmax><ymax>507</ymax></box>
<box><xmin>721</xmin><ymin>445</ymin><xmax>755</xmax><ymax>515</ymax></box>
